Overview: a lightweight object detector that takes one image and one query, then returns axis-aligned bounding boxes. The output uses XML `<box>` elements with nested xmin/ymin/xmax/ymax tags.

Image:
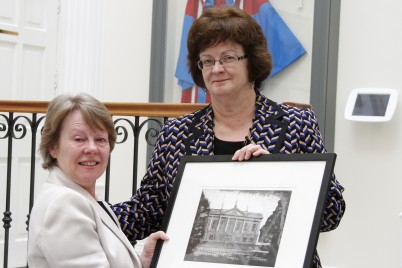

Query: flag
<box><xmin>243</xmin><ymin>0</ymin><xmax>306</xmax><ymax>76</ymax></box>
<box><xmin>175</xmin><ymin>0</ymin><xmax>306</xmax><ymax>103</ymax></box>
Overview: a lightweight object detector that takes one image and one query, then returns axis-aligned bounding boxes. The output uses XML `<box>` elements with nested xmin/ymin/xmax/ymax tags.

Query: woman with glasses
<box><xmin>112</xmin><ymin>6</ymin><xmax>345</xmax><ymax>268</ymax></box>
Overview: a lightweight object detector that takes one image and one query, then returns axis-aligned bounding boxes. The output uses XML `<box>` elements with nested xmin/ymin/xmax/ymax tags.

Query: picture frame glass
<box><xmin>151</xmin><ymin>154</ymin><xmax>336</xmax><ymax>268</ymax></box>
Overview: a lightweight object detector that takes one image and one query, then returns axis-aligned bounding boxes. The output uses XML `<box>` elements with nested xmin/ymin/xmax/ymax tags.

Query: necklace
<box><xmin>244</xmin><ymin>126</ymin><xmax>253</xmax><ymax>146</ymax></box>
<box><xmin>212</xmin><ymin>111</ymin><xmax>254</xmax><ymax>147</ymax></box>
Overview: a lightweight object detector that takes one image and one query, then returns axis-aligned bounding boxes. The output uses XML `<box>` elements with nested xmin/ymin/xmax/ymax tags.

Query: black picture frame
<box><xmin>150</xmin><ymin>153</ymin><xmax>336</xmax><ymax>268</ymax></box>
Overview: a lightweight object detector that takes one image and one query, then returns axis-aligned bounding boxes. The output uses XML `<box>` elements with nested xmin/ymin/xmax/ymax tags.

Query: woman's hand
<box><xmin>139</xmin><ymin>231</ymin><xmax>169</xmax><ymax>268</ymax></box>
<box><xmin>232</xmin><ymin>143</ymin><xmax>269</xmax><ymax>161</ymax></box>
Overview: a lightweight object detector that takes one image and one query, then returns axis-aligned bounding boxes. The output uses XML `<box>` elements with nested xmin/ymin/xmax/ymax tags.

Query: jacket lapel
<box><xmin>184</xmin><ymin>94</ymin><xmax>288</xmax><ymax>155</ymax></box>
<box><xmin>184</xmin><ymin>105</ymin><xmax>214</xmax><ymax>156</ymax></box>
<box><xmin>252</xmin><ymin>95</ymin><xmax>288</xmax><ymax>154</ymax></box>
<box><xmin>49</xmin><ymin>168</ymin><xmax>138</xmax><ymax>259</ymax></box>
<box><xmin>93</xmin><ymin>200</ymin><xmax>138</xmax><ymax>257</ymax></box>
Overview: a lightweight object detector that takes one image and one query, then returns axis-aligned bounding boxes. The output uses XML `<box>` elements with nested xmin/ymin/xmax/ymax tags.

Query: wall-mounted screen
<box><xmin>345</xmin><ymin>88</ymin><xmax>398</xmax><ymax>122</ymax></box>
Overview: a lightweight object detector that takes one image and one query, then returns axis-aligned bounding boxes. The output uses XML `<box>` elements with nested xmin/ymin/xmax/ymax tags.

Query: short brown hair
<box><xmin>39</xmin><ymin>93</ymin><xmax>116</xmax><ymax>169</ymax></box>
<box><xmin>187</xmin><ymin>6</ymin><xmax>272</xmax><ymax>90</ymax></box>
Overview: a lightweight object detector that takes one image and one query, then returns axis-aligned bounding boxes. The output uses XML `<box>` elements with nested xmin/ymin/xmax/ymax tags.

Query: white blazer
<box><xmin>28</xmin><ymin>167</ymin><xmax>142</xmax><ymax>268</ymax></box>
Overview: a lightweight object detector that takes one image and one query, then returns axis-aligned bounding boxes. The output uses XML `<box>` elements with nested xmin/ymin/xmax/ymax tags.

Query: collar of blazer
<box><xmin>47</xmin><ymin>167</ymin><xmax>138</xmax><ymax>257</ymax></box>
<box><xmin>184</xmin><ymin>93</ymin><xmax>288</xmax><ymax>155</ymax></box>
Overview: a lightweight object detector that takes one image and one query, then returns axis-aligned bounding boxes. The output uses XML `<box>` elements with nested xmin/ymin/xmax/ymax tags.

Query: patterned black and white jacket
<box><xmin>112</xmin><ymin>93</ymin><xmax>345</xmax><ymax>267</ymax></box>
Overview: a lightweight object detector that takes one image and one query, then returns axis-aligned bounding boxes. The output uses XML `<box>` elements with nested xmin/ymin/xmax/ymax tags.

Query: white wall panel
<box><xmin>0</xmin><ymin>0</ymin><xmax>58</xmax><ymax>101</ymax></box>
<box><xmin>0</xmin><ymin>0</ymin><xmax>17</xmax><ymax>25</ymax></box>
<box><xmin>24</xmin><ymin>0</ymin><xmax>46</xmax><ymax>29</ymax></box>
<box><xmin>0</xmin><ymin>41</ymin><xmax>16</xmax><ymax>99</ymax></box>
<box><xmin>21</xmin><ymin>45</ymin><xmax>45</xmax><ymax>99</ymax></box>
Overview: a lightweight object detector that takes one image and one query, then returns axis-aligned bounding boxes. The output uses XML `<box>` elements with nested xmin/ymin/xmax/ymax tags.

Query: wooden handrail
<box><xmin>0</xmin><ymin>100</ymin><xmax>311</xmax><ymax>117</ymax></box>
<box><xmin>282</xmin><ymin>101</ymin><xmax>312</xmax><ymax>110</ymax></box>
<box><xmin>0</xmin><ymin>100</ymin><xmax>207</xmax><ymax>117</ymax></box>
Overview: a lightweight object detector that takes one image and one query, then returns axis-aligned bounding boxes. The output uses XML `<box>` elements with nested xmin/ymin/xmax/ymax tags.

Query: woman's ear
<box><xmin>49</xmin><ymin>145</ymin><xmax>57</xmax><ymax>159</ymax></box>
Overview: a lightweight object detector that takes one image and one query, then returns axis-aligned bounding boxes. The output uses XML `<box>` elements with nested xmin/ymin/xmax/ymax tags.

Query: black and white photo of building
<box><xmin>185</xmin><ymin>189</ymin><xmax>291</xmax><ymax>266</ymax></box>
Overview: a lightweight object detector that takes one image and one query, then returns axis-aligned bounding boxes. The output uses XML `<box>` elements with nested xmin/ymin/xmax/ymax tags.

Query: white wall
<box><xmin>97</xmin><ymin>1</ymin><xmax>153</xmax><ymax>203</ymax></box>
<box><xmin>317</xmin><ymin>0</ymin><xmax>402</xmax><ymax>267</ymax></box>
<box><xmin>100</xmin><ymin>1</ymin><xmax>152</xmax><ymax>103</ymax></box>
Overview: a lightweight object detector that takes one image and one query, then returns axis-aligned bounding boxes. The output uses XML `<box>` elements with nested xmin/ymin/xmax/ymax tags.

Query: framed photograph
<box><xmin>150</xmin><ymin>153</ymin><xmax>336</xmax><ymax>268</ymax></box>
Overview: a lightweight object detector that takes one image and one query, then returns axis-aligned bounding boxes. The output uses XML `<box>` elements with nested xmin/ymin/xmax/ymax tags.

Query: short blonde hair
<box><xmin>39</xmin><ymin>93</ymin><xmax>116</xmax><ymax>169</ymax></box>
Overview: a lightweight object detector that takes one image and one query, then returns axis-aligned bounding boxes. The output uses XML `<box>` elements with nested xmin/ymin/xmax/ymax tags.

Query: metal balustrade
<box><xmin>0</xmin><ymin>100</ymin><xmax>205</xmax><ymax>268</ymax></box>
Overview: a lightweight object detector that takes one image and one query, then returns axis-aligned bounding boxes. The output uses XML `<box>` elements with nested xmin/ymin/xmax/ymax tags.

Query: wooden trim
<box><xmin>282</xmin><ymin>102</ymin><xmax>312</xmax><ymax>110</ymax></box>
<box><xmin>0</xmin><ymin>100</ymin><xmax>207</xmax><ymax>117</ymax></box>
<box><xmin>103</xmin><ymin>102</ymin><xmax>207</xmax><ymax>117</ymax></box>
<box><xmin>0</xmin><ymin>100</ymin><xmax>49</xmax><ymax>113</ymax></box>
<box><xmin>0</xmin><ymin>100</ymin><xmax>312</xmax><ymax>116</ymax></box>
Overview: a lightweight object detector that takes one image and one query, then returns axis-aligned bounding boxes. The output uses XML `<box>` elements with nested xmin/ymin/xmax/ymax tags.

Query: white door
<box><xmin>0</xmin><ymin>0</ymin><xmax>59</xmax><ymax>100</ymax></box>
<box><xmin>0</xmin><ymin>0</ymin><xmax>58</xmax><ymax>267</ymax></box>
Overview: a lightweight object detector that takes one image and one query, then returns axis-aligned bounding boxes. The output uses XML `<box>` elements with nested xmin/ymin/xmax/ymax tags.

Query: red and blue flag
<box><xmin>175</xmin><ymin>0</ymin><xmax>306</xmax><ymax>103</ymax></box>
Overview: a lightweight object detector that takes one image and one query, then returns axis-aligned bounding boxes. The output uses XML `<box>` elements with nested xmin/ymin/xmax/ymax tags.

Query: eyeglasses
<box><xmin>197</xmin><ymin>54</ymin><xmax>248</xmax><ymax>70</ymax></box>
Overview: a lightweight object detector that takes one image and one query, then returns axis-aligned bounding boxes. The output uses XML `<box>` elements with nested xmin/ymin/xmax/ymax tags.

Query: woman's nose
<box><xmin>84</xmin><ymin>140</ymin><xmax>98</xmax><ymax>153</ymax></box>
<box><xmin>211</xmin><ymin>61</ymin><xmax>225</xmax><ymax>72</ymax></box>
